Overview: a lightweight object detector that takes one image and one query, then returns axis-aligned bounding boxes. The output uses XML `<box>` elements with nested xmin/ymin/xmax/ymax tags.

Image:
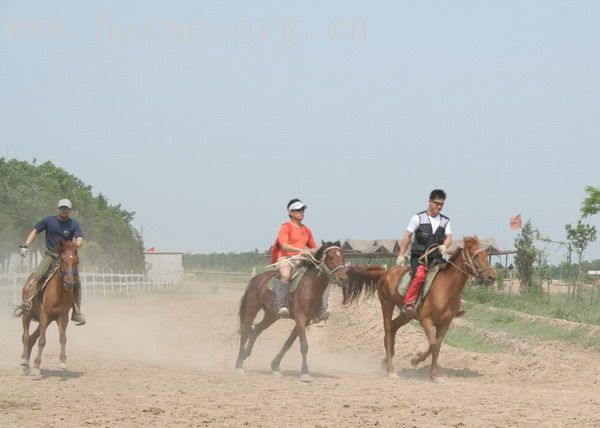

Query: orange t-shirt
<box><xmin>277</xmin><ymin>221</ymin><xmax>317</xmax><ymax>258</ymax></box>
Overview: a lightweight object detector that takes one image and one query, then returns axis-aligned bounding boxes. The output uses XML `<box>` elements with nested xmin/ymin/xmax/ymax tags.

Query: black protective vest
<box><xmin>410</xmin><ymin>211</ymin><xmax>449</xmax><ymax>257</ymax></box>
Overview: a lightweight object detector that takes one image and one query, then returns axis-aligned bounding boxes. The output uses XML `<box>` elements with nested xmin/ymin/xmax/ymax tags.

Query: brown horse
<box><xmin>16</xmin><ymin>240</ymin><xmax>79</xmax><ymax>377</ymax></box>
<box><xmin>344</xmin><ymin>236</ymin><xmax>495</xmax><ymax>382</ymax></box>
<box><xmin>236</xmin><ymin>241</ymin><xmax>347</xmax><ymax>382</ymax></box>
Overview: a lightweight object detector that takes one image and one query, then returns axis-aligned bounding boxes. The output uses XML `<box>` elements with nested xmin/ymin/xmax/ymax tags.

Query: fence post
<box><xmin>92</xmin><ymin>270</ymin><xmax>96</xmax><ymax>298</ymax></box>
<box><xmin>13</xmin><ymin>271</ymin><xmax>18</xmax><ymax>303</ymax></box>
<box><xmin>81</xmin><ymin>269</ymin><xmax>87</xmax><ymax>298</ymax></box>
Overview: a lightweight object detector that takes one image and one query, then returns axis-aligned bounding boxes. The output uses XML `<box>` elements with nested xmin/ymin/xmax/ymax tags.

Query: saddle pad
<box><xmin>39</xmin><ymin>264</ymin><xmax>60</xmax><ymax>293</ymax></box>
<box><xmin>266</xmin><ymin>266</ymin><xmax>308</xmax><ymax>294</ymax></box>
<box><xmin>396</xmin><ymin>266</ymin><xmax>440</xmax><ymax>302</ymax></box>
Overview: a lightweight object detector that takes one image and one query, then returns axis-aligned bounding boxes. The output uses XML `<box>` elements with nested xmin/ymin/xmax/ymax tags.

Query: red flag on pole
<box><xmin>146</xmin><ymin>247</ymin><xmax>156</xmax><ymax>252</ymax></box>
<box><xmin>510</xmin><ymin>214</ymin><xmax>522</xmax><ymax>230</ymax></box>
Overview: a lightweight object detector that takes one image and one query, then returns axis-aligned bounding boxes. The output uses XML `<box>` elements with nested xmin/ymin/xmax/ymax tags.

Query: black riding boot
<box><xmin>273</xmin><ymin>279</ymin><xmax>290</xmax><ymax>318</ymax></box>
<box><xmin>18</xmin><ymin>277</ymin><xmax>39</xmax><ymax>312</ymax></box>
<box><xmin>71</xmin><ymin>283</ymin><xmax>86</xmax><ymax>326</ymax></box>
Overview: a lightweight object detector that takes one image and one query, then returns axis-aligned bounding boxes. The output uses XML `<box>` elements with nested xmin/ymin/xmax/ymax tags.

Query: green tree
<box><xmin>0</xmin><ymin>158</ymin><xmax>145</xmax><ymax>271</ymax></box>
<box><xmin>565</xmin><ymin>221</ymin><xmax>597</xmax><ymax>298</ymax></box>
<box><xmin>513</xmin><ymin>219</ymin><xmax>539</xmax><ymax>288</ymax></box>
<box><xmin>581</xmin><ymin>185</ymin><xmax>600</xmax><ymax>218</ymax></box>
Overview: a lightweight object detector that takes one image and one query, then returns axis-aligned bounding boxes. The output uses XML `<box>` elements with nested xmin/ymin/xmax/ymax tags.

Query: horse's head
<box><xmin>461</xmin><ymin>236</ymin><xmax>495</xmax><ymax>285</ymax></box>
<box><xmin>58</xmin><ymin>240</ymin><xmax>79</xmax><ymax>289</ymax></box>
<box><xmin>316</xmin><ymin>240</ymin><xmax>348</xmax><ymax>283</ymax></box>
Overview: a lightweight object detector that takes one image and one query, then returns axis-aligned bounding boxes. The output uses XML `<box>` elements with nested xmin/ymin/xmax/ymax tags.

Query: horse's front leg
<box><xmin>379</xmin><ymin>298</ymin><xmax>397</xmax><ymax>378</ymax></box>
<box><xmin>21</xmin><ymin>314</ymin><xmax>34</xmax><ymax>367</ymax></box>
<box><xmin>429</xmin><ymin>322</ymin><xmax>450</xmax><ymax>382</ymax></box>
<box><xmin>296</xmin><ymin>317</ymin><xmax>311</xmax><ymax>382</ymax></box>
<box><xmin>32</xmin><ymin>315</ymin><xmax>49</xmax><ymax>377</ymax></box>
<box><xmin>271</xmin><ymin>325</ymin><xmax>299</xmax><ymax>376</ymax></box>
<box><xmin>410</xmin><ymin>318</ymin><xmax>436</xmax><ymax>369</ymax></box>
<box><xmin>57</xmin><ymin>313</ymin><xmax>69</xmax><ymax>370</ymax></box>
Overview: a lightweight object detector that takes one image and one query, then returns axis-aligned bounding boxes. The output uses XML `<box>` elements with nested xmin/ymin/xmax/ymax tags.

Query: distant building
<box><xmin>144</xmin><ymin>251</ymin><xmax>184</xmax><ymax>282</ymax></box>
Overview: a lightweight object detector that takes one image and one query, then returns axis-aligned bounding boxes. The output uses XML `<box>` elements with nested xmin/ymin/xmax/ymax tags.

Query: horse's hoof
<box><xmin>433</xmin><ymin>377</ymin><xmax>445</xmax><ymax>383</ymax></box>
<box><xmin>272</xmin><ymin>370</ymin><xmax>282</xmax><ymax>378</ymax></box>
<box><xmin>22</xmin><ymin>366</ymin><xmax>30</xmax><ymax>376</ymax></box>
<box><xmin>20</xmin><ymin>359</ymin><xmax>29</xmax><ymax>367</ymax></box>
<box><xmin>300</xmin><ymin>374</ymin><xmax>311</xmax><ymax>383</ymax></box>
<box><xmin>235</xmin><ymin>368</ymin><xmax>245</xmax><ymax>375</ymax></box>
<box><xmin>30</xmin><ymin>368</ymin><xmax>41</xmax><ymax>378</ymax></box>
<box><xmin>388</xmin><ymin>372</ymin><xmax>399</xmax><ymax>379</ymax></box>
<box><xmin>410</xmin><ymin>358</ymin><xmax>419</xmax><ymax>366</ymax></box>
<box><xmin>58</xmin><ymin>362</ymin><xmax>68</xmax><ymax>370</ymax></box>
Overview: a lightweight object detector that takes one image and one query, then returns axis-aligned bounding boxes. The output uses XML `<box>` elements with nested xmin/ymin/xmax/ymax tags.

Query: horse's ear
<box><xmin>321</xmin><ymin>239</ymin><xmax>325</xmax><ymax>246</ymax></box>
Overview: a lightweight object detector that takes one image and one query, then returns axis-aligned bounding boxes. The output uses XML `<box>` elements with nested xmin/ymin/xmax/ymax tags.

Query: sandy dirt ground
<box><xmin>1</xmin><ymin>281</ymin><xmax>600</xmax><ymax>428</ymax></box>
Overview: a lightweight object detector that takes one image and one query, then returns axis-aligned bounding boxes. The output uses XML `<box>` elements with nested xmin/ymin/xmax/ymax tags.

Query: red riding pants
<box><xmin>404</xmin><ymin>264</ymin><xmax>427</xmax><ymax>304</ymax></box>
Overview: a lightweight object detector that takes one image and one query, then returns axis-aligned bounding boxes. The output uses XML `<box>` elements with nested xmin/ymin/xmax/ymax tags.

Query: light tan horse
<box><xmin>344</xmin><ymin>236</ymin><xmax>495</xmax><ymax>382</ymax></box>
<box><xmin>16</xmin><ymin>240</ymin><xmax>79</xmax><ymax>377</ymax></box>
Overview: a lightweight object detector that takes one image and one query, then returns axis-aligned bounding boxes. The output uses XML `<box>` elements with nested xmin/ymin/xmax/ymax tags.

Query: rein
<box><xmin>312</xmin><ymin>246</ymin><xmax>346</xmax><ymax>282</ymax></box>
<box><xmin>59</xmin><ymin>252</ymin><xmax>79</xmax><ymax>289</ymax></box>
<box><xmin>447</xmin><ymin>246</ymin><xmax>489</xmax><ymax>278</ymax></box>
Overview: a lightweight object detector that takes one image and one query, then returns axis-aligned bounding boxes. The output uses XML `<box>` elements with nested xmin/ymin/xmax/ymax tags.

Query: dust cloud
<box><xmin>0</xmin><ymin>281</ymin><xmax>377</xmax><ymax>376</ymax></box>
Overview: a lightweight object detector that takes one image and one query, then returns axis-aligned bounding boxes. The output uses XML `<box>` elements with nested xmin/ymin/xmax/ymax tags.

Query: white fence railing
<box><xmin>0</xmin><ymin>271</ymin><xmax>181</xmax><ymax>304</ymax></box>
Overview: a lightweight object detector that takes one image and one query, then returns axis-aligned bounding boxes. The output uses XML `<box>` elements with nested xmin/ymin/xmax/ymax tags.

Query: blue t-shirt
<box><xmin>34</xmin><ymin>216</ymin><xmax>84</xmax><ymax>252</ymax></box>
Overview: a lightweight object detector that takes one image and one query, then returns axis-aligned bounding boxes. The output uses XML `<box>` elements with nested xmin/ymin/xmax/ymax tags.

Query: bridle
<box><xmin>307</xmin><ymin>246</ymin><xmax>347</xmax><ymax>282</ymax></box>
<box><xmin>447</xmin><ymin>246</ymin><xmax>491</xmax><ymax>281</ymax></box>
<box><xmin>60</xmin><ymin>251</ymin><xmax>79</xmax><ymax>289</ymax></box>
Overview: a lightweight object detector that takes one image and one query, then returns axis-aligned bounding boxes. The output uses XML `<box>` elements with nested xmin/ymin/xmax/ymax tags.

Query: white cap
<box><xmin>288</xmin><ymin>201</ymin><xmax>306</xmax><ymax>211</ymax></box>
<box><xmin>57</xmin><ymin>199</ymin><xmax>72</xmax><ymax>209</ymax></box>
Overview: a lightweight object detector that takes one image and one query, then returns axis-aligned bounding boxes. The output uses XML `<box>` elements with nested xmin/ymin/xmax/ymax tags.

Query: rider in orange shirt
<box><xmin>273</xmin><ymin>199</ymin><xmax>322</xmax><ymax>319</ymax></box>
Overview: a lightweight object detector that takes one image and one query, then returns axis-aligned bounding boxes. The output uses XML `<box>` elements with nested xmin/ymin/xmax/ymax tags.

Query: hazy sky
<box><xmin>2</xmin><ymin>1</ymin><xmax>599</xmax><ymax>263</ymax></box>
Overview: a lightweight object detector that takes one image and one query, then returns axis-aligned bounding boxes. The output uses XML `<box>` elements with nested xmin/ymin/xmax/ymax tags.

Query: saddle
<box><xmin>23</xmin><ymin>262</ymin><xmax>60</xmax><ymax>299</ymax></box>
<box><xmin>396</xmin><ymin>265</ymin><xmax>440</xmax><ymax>310</ymax></box>
<box><xmin>266</xmin><ymin>266</ymin><xmax>308</xmax><ymax>294</ymax></box>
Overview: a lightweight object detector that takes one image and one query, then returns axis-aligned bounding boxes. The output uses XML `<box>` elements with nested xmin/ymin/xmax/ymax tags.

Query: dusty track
<box><xmin>1</xmin><ymin>282</ymin><xmax>600</xmax><ymax>427</ymax></box>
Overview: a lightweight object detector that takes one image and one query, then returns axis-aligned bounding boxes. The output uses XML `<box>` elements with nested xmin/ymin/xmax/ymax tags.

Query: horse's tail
<box><xmin>343</xmin><ymin>265</ymin><xmax>387</xmax><ymax>305</ymax></box>
<box><xmin>238</xmin><ymin>288</ymin><xmax>249</xmax><ymax>331</ymax></box>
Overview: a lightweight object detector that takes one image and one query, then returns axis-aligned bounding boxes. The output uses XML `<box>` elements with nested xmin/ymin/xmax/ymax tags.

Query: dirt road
<box><xmin>1</xmin><ymin>283</ymin><xmax>599</xmax><ymax>427</ymax></box>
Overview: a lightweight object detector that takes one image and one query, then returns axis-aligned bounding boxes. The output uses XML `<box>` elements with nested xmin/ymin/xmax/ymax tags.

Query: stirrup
<box><xmin>277</xmin><ymin>307</ymin><xmax>290</xmax><ymax>318</ymax></box>
<box><xmin>315</xmin><ymin>309</ymin><xmax>331</xmax><ymax>322</ymax></box>
<box><xmin>402</xmin><ymin>303</ymin><xmax>416</xmax><ymax>318</ymax></box>
<box><xmin>19</xmin><ymin>300</ymin><xmax>33</xmax><ymax>312</ymax></box>
<box><xmin>72</xmin><ymin>312</ymin><xmax>86</xmax><ymax>326</ymax></box>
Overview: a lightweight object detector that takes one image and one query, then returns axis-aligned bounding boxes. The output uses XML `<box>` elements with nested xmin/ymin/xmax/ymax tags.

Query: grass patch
<box><xmin>463</xmin><ymin>285</ymin><xmax>600</xmax><ymax>325</ymax></box>
<box><xmin>445</xmin><ymin>326</ymin><xmax>508</xmax><ymax>353</ymax></box>
<box><xmin>463</xmin><ymin>304</ymin><xmax>600</xmax><ymax>351</ymax></box>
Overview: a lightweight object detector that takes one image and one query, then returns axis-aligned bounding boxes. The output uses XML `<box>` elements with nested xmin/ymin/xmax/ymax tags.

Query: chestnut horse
<box><xmin>16</xmin><ymin>240</ymin><xmax>79</xmax><ymax>377</ymax></box>
<box><xmin>344</xmin><ymin>236</ymin><xmax>495</xmax><ymax>382</ymax></box>
<box><xmin>236</xmin><ymin>241</ymin><xmax>347</xmax><ymax>382</ymax></box>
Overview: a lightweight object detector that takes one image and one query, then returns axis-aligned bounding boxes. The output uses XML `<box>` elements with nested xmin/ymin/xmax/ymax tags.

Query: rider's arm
<box><xmin>398</xmin><ymin>230</ymin><xmax>413</xmax><ymax>259</ymax></box>
<box><xmin>23</xmin><ymin>229</ymin><xmax>38</xmax><ymax>247</ymax></box>
<box><xmin>74</xmin><ymin>236</ymin><xmax>84</xmax><ymax>249</ymax></box>
<box><xmin>442</xmin><ymin>235</ymin><xmax>452</xmax><ymax>250</ymax></box>
<box><xmin>280</xmin><ymin>242</ymin><xmax>306</xmax><ymax>253</ymax></box>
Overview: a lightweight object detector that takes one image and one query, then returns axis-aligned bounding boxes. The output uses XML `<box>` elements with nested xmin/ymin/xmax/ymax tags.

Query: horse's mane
<box><xmin>57</xmin><ymin>240</ymin><xmax>77</xmax><ymax>253</ymax></box>
<box><xmin>315</xmin><ymin>240</ymin><xmax>341</xmax><ymax>260</ymax></box>
<box><xmin>448</xmin><ymin>236</ymin><xmax>481</xmax><ymax>262</ymax></box>
<box><xmin>297</xmin><ymin>240</ymin><xmax>342</xmax><ymax>270</ymax></box>
<box><xmin>343</xmin><ymin>265</ymin><xmax>386</xmax><ymax>305</ymax></box>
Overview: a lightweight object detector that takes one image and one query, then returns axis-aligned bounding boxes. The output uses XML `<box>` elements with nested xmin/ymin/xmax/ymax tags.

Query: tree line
<box><xmin>0</xmin><ymin>158</ymin><xmax>145</xmax><ymax>271</ymax></box>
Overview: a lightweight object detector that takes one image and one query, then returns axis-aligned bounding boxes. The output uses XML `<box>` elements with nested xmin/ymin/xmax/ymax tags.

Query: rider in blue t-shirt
<box><xmin>18</xmin><ymin>198</ymin><xmax>86</xmax><ymax>325</ymax></box>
